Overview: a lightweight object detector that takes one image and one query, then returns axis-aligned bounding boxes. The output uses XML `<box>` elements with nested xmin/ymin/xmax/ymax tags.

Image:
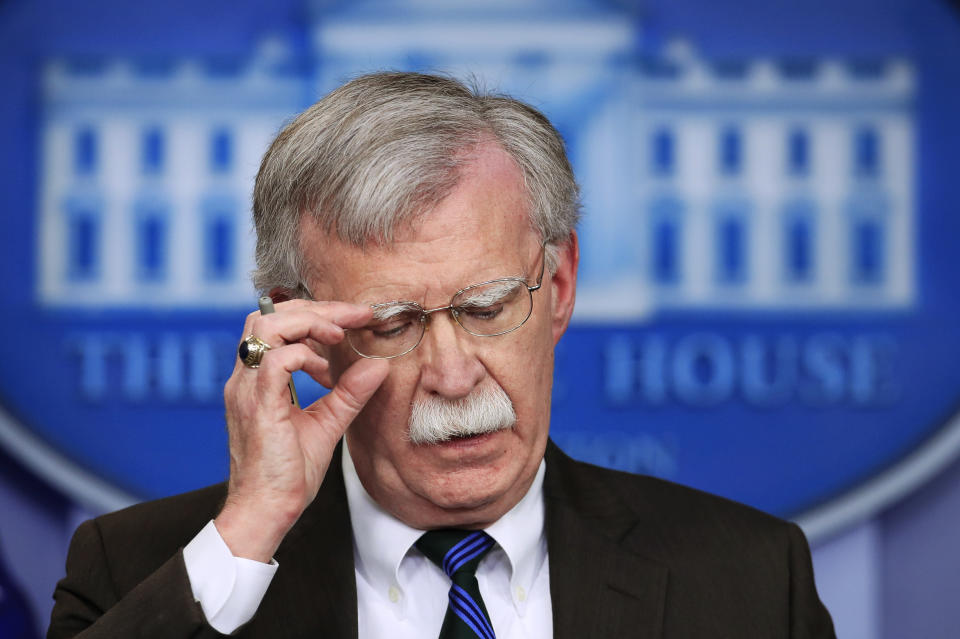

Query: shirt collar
<box><xmin>342</xmin><ymin>441</ymin><xmax>424</xmax><ymax>597</ymax></box>
<box><xmin>342</xmin><ymin>440</ymin><xmax>547</xmax><ymax>600</ymax></box>
<box><xmin>484</xmin><ymin>457</ymin><xmax>547</xmax><ymax>598</ymax></box>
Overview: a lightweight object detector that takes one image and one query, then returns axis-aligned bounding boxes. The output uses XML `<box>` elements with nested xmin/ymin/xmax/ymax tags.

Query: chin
<box><xmin>418</xmin><ymin>457</ymin><xmax>520</xmax><ymax>515</ymax></box>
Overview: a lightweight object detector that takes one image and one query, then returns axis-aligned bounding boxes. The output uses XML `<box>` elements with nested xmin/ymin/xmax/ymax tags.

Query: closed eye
<box><xmin>458</xmin><ymin>303</ymin><xmax>504</xmax><ymax>321</ymax></box>
<box><xmin>367</xmin><ymin>303</ymin><xmax>422</xmax><ymax>339</ymax></box>
<box><xmin>371</xmin><ymin>320</ymin><xmax>415</xmax><ymax>339</ymax></box>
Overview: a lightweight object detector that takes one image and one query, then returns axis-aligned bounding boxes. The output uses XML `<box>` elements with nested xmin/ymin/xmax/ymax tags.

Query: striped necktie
<box><xmin>416</xmin><ymin>529</ymin><xmax>497</xmax><ymax>639</ymax></box>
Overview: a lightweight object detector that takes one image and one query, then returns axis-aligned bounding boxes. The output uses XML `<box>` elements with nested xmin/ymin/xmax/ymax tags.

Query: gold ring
<box><xmin>238</xmin><ymin>335</ymin><xmax>271</xmax><ymax>368</ymax></box>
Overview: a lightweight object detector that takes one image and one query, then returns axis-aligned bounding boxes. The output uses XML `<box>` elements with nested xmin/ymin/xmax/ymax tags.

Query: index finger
<box><xmin>241</xmin><ymin>299</ymin><xmax>373</xmax><ymax>342</ymax></box>
<box><xmin>273</xmin><ymin>299</ymin><xmax>373</xmax><ymax>329</ymax></box>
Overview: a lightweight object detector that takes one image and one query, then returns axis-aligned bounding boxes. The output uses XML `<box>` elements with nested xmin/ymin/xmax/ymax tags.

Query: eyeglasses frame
<box><xmin>348</xmin><ymin>245</ymin><xmax>547</xmax><ymax>360</ymax></box>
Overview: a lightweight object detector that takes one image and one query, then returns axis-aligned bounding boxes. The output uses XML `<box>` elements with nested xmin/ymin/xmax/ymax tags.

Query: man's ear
<box><xmin>550</xmin><ymin>231</ymin><xmax>579</xmax><ymax>345</ymax></box>
<box><xmin>267</xmin><ymin>287</ymin><xmax>295</xmax><ymax>304</ymax></box>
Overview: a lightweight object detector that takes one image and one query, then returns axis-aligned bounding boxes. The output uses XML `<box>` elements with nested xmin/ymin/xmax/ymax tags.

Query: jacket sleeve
<box><xmin>787</xmin><ymin>523</ymin><xmax>836</xmax><ymax>639</ymax></box>
<box><xmin>47</xmin><ymin>519</ymin><xmax>228</xmax><ymax>639</ymax></box>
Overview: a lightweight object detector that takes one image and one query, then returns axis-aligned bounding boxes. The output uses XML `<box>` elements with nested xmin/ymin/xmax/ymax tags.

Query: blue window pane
<box><xmin>853</xmin><ymin>220</ymin><xmax>883</xmax><ymax>284</ymax></box>
<box><xmin>138</xmin><ymin>213</ymin><xmax>166</xmax><ymax>280</ymax></box>
<box><xmin>717</xmin><ymin>217</ymin><xmax>746</xmax><ymax>283</ymax></box>
<box><xmin>142</xmin><ymin>128</ymin><xmax>165</xmax><ymax>174</ymax></box>
<box><xmin>210</xmin><ymin>129</ymin><xmax>232</xmax><ymax>173</ymax></box>
<box><xmin>651</xmin><ymin>128</ymin><xmax>674</xmax><ymax>176</ymax></box>
<box><xmin>639</xmin><ymin>57</ymin><xmax>681</xmax><ymax>79</ymax></box>
<box><xmin>778</xmin><ymin>59</ymin><xmax>817</xmax><ymax>80</ymax></box>
<box><xmin>69</xmin><ymin>211</ymin><xmax>100</xmax><ymax>280</ymax></box>
<box><xmin>205</xmin><ymin>216</ymin><xmax>233</xmax><ymax>280</ymax></box>
<box><xmin>405</xmin><ymin>51</ymin><xmax>434</xmax><ymax>71</ymax></box>
<box><xmin>134</xmin><ymin>58</ymin><xmax>176</xmax><ymax>78</ymax></box>
<box><xmin>849</xmin><ymin>60</ymin><xmax>885</xmax><ymax>79</ymax></box>
<box><xmin>74</xmin><ymin>128</ymin><xmax>97</xmax><ymax>175</ymax></box>
<box><xmin>788</xmin><ymin>129</ymin><xmax>809</xmax><ymax>177</ymax></box>
<box><xmin>68</xmin><ymin>212</ymin><xmax>98</xmax><ymax>280</ymax></box>
<box><xmin>67</xmin><ymin>58</ymin><xmax>107</xmax><ymax>75</ymax></box>
<box><xmin>786</xmin><ymin>217</ymin><xmax>813</xmax><ymax>282</ymax></box>
<box><xmin>854</xmin><ymin>127</ymin><xmax>880</xmax><ymax>177</ymax></box>
<box><xmin>652</xmin><ymin>219</ymin><xmax>679</xmax><ymax>283</ymax></box>
<box><xmin>204</xmin><ymin>57</ymin><xmax>243</xmax><ymax>77</ymax></box>
<box><xmin>514</xmin><ymin>50</ymin><xmax>548</xmax><ymax>70</ymax></box>
<box><xmin>719</xmin><ymin>127</ymin><xmax>742</xmax><ymax>176</ymax></box>
<box><xmin>712</xmin><ymin>60</ymin><xmax>748</xmax><ymax>80</ymax></box>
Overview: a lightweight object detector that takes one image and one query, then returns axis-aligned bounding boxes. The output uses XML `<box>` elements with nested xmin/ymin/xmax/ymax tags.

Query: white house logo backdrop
<box><xmin>2</xmin><ymin>0</ymin><xmax>959</xmax><ymax>533</ymax></box>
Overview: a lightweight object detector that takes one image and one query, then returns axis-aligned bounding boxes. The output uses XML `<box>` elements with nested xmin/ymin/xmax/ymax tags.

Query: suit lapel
<box><xmin>253</xmin><ymin>443</ymin><xmax>358</xmax><ymax>639</ymax></box>
<box><xmin>545</xmin><ymin>442</ymin><xmax>667</xmax><ymax>639</ymax></box>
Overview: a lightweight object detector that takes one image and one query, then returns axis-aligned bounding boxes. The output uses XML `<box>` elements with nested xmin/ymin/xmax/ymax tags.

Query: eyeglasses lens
<box><xmin>347</xmin><ymin>279</ymin><xmax>534</xmax><ymax>359</ymax></box>
<box><xmin>452</xmin><ymin>280</ymin><xmax>530</xmax><ymax>337</ymax></box>
<box><xmin>347</xmin><ymin>306</ymin><xmax>424</xmax><ymax>359</ymax></box>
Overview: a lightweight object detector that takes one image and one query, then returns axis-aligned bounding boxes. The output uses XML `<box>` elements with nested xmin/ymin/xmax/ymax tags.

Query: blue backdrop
<box><xmin>2</xmin><ymin>2</ymin><xmax>960</xmax><ymax>635</ymax></box>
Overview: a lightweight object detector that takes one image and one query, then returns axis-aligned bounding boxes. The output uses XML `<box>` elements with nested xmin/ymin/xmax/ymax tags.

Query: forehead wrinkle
<box><xmin>302</xmin><ymin>213</ymin><xmax>540</xmax><ymax>305</ymax></box>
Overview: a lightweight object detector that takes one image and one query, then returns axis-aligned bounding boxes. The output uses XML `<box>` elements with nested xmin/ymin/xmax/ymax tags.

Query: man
<box><xmin>48</xmin><ymin>72</ymin><xmax>835</xmax><ymax>638</ymax></box>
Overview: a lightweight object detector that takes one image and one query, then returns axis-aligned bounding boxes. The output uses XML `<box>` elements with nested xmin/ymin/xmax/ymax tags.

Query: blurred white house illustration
<box><xmin>36</xmin><ymin>0</ymin><xmax>915</xmax><ymax>319</ymax></box>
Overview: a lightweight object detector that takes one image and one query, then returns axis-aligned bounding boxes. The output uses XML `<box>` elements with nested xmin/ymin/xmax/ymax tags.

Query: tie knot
<box><xmin>416</xmin><ymin>530</ymin><xmax>496</xmax><ymax>578</ymax></box>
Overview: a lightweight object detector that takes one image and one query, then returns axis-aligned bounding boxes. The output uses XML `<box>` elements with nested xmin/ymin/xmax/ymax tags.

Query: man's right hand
<box><xmin>214</xmin><ymin>299</ymin><xmax>389</xmax><ymax>562</ymax></box>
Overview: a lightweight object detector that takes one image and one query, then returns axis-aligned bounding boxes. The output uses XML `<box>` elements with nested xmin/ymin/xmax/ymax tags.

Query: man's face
<box><xmin>302</xmin><ymin>143</ymin><xmax>578</xmax><ymax>528</ymax></box>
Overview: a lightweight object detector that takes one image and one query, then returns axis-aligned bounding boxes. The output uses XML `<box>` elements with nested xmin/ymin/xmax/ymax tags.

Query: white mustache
<box><xmin>407</xmin><ymin>385</ymin><xmax>517</xmax><ymax>445</ymax></box>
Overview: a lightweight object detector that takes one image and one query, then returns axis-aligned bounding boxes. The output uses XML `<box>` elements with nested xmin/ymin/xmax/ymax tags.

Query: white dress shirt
<box><xmin>183</xmin><ymin>444</ymin><xmax>553</xmax><ymax>638</ymax></box>
<box><xmin>344</xmin><ymin>442</ymin><xmax>552</xmax><ymax>639</ymax></box>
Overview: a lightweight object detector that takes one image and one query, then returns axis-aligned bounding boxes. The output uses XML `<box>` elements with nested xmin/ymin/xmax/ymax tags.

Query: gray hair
<box><xmin>252</xmin><ymin>71</ymin><xmax>580</xmax><ymax>297</ymax></box>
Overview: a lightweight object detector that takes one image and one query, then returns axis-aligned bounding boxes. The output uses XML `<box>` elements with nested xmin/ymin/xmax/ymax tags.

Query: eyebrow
<box><xmin>371</xmin><ymin>301</ymin><xmax>422</xmax><ymax>321</ymax></box>
<box><xmin>366</xmin><ymin>270</ymin><xmax>529</xmax><ymax>313</ymax></box>
<box><xmin>455</xmin><ymin>279</ymin><xmax>524</xmax><ymax>307</ymax></box>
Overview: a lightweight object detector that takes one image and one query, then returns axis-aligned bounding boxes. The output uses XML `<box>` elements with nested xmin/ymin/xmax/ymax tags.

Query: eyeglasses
<box><xmin>347</xmin><ymin>246</ymin><xmax>547</xmax><ymax>359</ymax></box>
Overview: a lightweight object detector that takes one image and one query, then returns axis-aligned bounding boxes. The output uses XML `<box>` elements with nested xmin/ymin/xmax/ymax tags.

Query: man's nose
<box><xmin>416</xmin><ymin>311</ymin><xmax>485</xmax><ymax>399</ymax></box>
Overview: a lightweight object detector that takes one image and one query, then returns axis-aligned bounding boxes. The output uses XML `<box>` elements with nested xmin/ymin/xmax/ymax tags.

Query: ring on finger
<box><xmin>238</xmin><ymin>335</ymin><xmax>271</xmax><ymax>368</ymax></box>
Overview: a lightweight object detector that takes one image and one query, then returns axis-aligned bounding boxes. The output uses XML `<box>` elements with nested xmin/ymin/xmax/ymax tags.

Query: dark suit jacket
<box><xmin>48</xmin><ymin>441</ymin><xmax>835</xmax><ymax>638</ymax></box>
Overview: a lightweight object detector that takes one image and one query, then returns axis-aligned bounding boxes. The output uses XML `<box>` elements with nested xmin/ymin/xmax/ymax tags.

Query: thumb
<box><xmin>312</xmin><ymin>358</ymin><xmax>390</xmax><ymax>438</ymax></box>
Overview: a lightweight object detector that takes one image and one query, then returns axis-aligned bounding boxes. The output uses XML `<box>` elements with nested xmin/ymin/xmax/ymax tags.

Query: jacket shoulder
<box><xmin>594</xmin><ymin>460</ymin><xmax>782</xmax><ymax>527</ymax></box>
<box><xmin>544</xmin><ymin>446</ymin><xmax>834</xmax><ymax>637</ymax></box>
<box><xmin>545</xmin><ymin>442</ymin><xmax>796</xmax><ymax>560</ymax></box>
<box><xmin>85</xmin><ymin>483</ymin><xmax>227</xmax><ymax>591</ymax></box>
<box><xmin>96</xmin><ymin>483</ymin><xmax>227</xmax><ymax>537</ymax></box>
